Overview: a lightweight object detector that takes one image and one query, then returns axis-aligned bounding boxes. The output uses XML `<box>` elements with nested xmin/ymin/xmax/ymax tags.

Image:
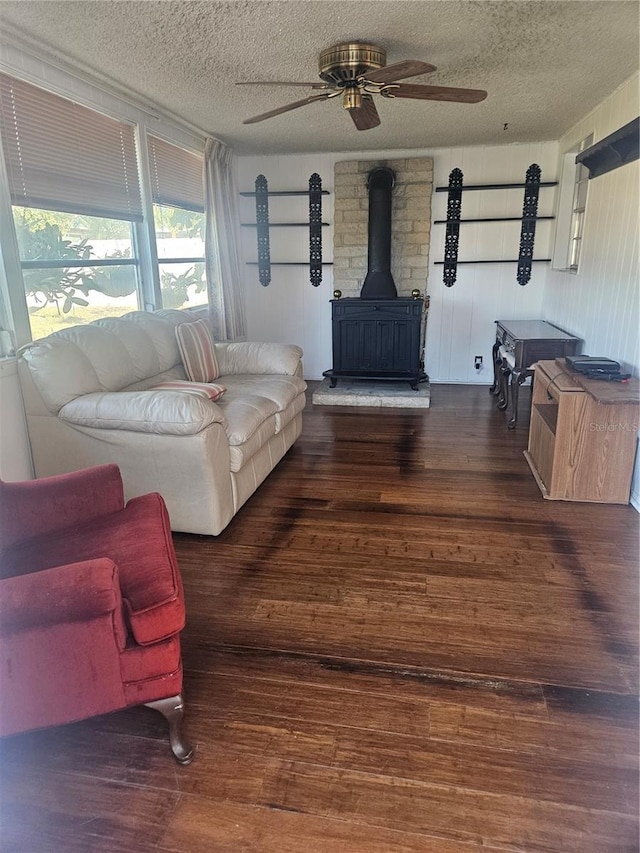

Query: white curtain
<box><xmin>204</xmin><ymin>138</ymin><xmax>246</xmax><ymax>340</ymax></box>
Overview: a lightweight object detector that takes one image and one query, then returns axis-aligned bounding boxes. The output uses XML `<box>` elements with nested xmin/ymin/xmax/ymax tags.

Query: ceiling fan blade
<box><xmin>349</xmin><ymin>95</ymin><xmax>381</xmax><ymax>131</ymax></box>
<box><xmin>389</xmin><ymin>83</ymin><xmax>487</xmax><ymax>103</ymax></box>
<box><xmin>236</xmin><ymin>81</ymin><xmax>329</xmax><ymax>89</ymax></box>
<box><xmin>365</xmin><ymin>60</ymin><xmax>437</xmax><ymax>84</ymax></box>
<box><xmin>243</xmin><ymin>93</ymin><xmax>332</xmax><ymax>124</ymax></box>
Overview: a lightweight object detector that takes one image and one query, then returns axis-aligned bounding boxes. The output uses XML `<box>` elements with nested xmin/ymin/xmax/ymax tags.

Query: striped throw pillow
<box><xmin>175</xmin><ymin>319</ymin><xmax>220</xmax><ymax>382</ymax></box>
<box><xmin>153</xmin><ymin>380</ymin><xmax>226</xmax><ymax>401</ymax></box>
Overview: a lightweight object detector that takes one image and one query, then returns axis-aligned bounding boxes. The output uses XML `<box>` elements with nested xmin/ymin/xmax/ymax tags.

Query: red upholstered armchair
<box><xmin>0</xmin><ymin>464</ymin><xmax>193</xmax><ymax>764</ymax></box>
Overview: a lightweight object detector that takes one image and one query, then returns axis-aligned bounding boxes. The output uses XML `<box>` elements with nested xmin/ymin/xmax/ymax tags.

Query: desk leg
<box><xmin>497</xmin><ymin>363</ymin><xmax>511</xmax><ymax>410</ymax></box>
<box><xmin>490</xmin><ymin>340</ymin><xmax>501</xmax><ymax>395</ymax></box>
<box><xmin>507</xmin><ymin>368</ymin><xmax>532</xmax><ymax>429</ymax></box>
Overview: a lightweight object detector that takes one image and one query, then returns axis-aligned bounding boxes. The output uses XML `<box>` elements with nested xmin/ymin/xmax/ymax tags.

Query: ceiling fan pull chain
<box><xmin>255</xmin><ymin>174</ymin><xmax>271</xmax><ymax>286</ymax></box>
<box><xmin>517</xmin><ymin>164</ymin><xmax>541</xmax><ymax>286</ymax></box>
<box><xmin>309</xmin><ymin>173</ymin><xmax>323</xmax><ymax>286</ymax></box>
<box><xmin>443</xmin><ymin>168</ymin><xmax>464</xmax><ymax>287</ymax></box>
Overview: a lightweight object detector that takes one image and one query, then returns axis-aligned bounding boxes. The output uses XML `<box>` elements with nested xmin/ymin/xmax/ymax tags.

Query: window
<box><xmin>147</xmin><ymin>136</ymin><xmax>206</xmax><ymax>310</ymax></box>
<box><xmin>13</xmin><ymin>207</ymin><xmax>139</xmax><ymax>339</ymax></box>
<box><xmin>552</xmin><ymin>133</ymin><xmax>593</xmax><ymax>273</ymax></box>
<box><xmin>568</xmin><ymin>157</ymin><xmax>589</xmax><ymax>271</ymax></box>
<box><xmin>0</xmin><ymin>73</ymin><xmax>144</xmax><ymax>339</ymax></box>
<box><xmin>0</xmin><ymin>70</ymin><xmax>207</xmax><ymax>347</ymax></box>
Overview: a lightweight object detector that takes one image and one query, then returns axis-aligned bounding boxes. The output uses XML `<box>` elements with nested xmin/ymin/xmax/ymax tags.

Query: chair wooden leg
<box><xmin>145</xmin><ymin>693</ymin><xmax>194</xmax><ymax>765</ymax></box>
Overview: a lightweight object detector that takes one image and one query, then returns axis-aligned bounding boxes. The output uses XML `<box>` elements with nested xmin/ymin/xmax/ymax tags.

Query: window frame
<box><xmin>0</xmin><ymin>63</ymin><xmax>206</xmax><ymax>348</ymax></box>
<box><xmin>552</xmin><ymin>133</ymin><xmax>593</xmax><ymax>274</ymax></box>
<box><xmin>12</xmin><ymin>205</ymin><xmax>144</xmax><ymax>339</ymax></box>
<box><xmin>147</xmin><ymin>133</ymin><xmax>206</xmax><ymax>312</ymax></box>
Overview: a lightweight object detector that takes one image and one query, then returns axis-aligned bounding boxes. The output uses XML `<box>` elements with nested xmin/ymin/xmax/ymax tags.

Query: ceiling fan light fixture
<box><xmin>342</xmin><ymin>87</ymin><xmax>362</xmax><ymax>111</ymax></box>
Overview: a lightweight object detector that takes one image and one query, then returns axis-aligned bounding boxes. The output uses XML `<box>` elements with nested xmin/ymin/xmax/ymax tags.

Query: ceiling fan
<box><xmin>238</xmin><ymin>41</ymin><xmax>487</xmax><ymax>131</ymax></box>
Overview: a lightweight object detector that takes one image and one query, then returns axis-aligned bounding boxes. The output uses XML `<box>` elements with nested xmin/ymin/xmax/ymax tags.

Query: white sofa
<box><xmin>17</xmin><ymin>309</ymin><xmax>306</xmax><ymax>535</ymax></box>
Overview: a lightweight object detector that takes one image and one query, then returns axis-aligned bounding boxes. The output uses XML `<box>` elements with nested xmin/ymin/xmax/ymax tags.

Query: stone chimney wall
<box><xmin>333</xmin><ymin>157</ymin><xmax>433</xmax><ymax>298</ymax></box>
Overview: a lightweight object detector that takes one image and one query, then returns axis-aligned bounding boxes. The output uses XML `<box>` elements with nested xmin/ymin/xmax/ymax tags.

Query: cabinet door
<box><xmin>333</xmin><ymin>319</ymin><xmax>373</xmax><ymax>371</ymax></box>
<box><xmin>338</xmin><ymin>320</ymin><xmax>417</xmax><ymax>372</ymax></box>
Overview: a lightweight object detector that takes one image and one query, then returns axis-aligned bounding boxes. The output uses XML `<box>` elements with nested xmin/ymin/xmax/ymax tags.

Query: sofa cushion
<box><xmin>274</xmin><ymin>390</ymin><xmax>307</xmax><ymax>433</ymax></box>
<box><xmin>218</xmin><ymin>394</ymin><xmax>279</xmax><ymax>446</ymax></box>
<box><xmin>20</xmin><ymin>336</ymin><xmax>102</xmax><ymax>412</ymax></box>
<box><xmin>56</xmin><ymin>324</ymin><xmax>135</xmax><ymax>391</ymax></box>
<box><xmin>153</xmin><ymin>380</ymin><xmax>227</xmax><ymax>402</ymax></box>
<box><xmin>221</xmin><ymin>375</ymin><xmax>305</xmax><ymax>411</ymax></box>
<box><xmin>59</xmin><ymin>390</ymin><xmax>225</xmax><ymax>435</ymax></box>
<box><xmin>20</xmin><ymin>314</ymin><xmax>188</xmax><ymax>413</ymax></box>
<box><xmin>120</xmin><ymin>634</ymin><xmax>181</xmax><ymax>685</ymax></box>
<box><xmin>227</xmin><ymin>417</ymin><xmax>279</xmax><ymax>472</ymax></box>
<box><xmin>123</xmin><ymin>311</ymin><xmax>183</xmax><ymax>372</ymax></box>
<box><xmin>121</xmin><ymin>366</ymin><xmax>186</xmax><ymax>393</ymax></box>
<box><xmin>215</xmin><ymin>341</ymin><xmax>303</xmax><ymax>376</ymax></box>
<box><xmin>95</xmin><ymin>317</ymin><xmax>164</xmax><ymax>381</ymax></box>
<box><xmin>176</xmin><ymin>318</ymin><xmax>220</xmax><ymax>382</ymax></box>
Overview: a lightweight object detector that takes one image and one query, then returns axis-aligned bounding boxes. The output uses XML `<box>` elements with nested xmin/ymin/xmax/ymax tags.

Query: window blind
<box><xmin>147</xmin><ymin>134</ymin><xmax>204</xmax><ymax>213</ymax></box>
<box><xmin>0</xmin><ymin>73</ymin><xmax>143</xmax><ymax>221</ymax></box>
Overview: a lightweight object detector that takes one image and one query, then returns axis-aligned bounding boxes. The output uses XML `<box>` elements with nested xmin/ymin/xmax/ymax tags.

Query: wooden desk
<box><xmin>491</xmin><ymin>320</ymin><xmax>580</xmax><ymax>428</ymax></box>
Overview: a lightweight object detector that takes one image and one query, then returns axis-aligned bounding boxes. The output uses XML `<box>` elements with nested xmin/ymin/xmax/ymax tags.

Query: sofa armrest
<box><xmin>215</xmin><ymin>342</ymin><xmax>303</xmax><ymax>376</ymax></box>
<box><xmin>0</xmin><ymin>465</ymin><xmax>124</xmax><ymax>550</ymax></box>
<box><xmin>59</xmin><ymin>390</ymin><xmax>226</xmax><ymax>435</ymax></box>
<box><xmin>0</xmin><ymin>559</ymin><xmax>126</xmax><ymax>648</ymax></box>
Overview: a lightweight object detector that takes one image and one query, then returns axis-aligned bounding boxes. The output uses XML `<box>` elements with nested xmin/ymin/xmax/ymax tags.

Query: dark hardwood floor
<box><xmin>2</xmin><ymin>384</ymin><xmax>638</xmax><ymax>852</ymax></box>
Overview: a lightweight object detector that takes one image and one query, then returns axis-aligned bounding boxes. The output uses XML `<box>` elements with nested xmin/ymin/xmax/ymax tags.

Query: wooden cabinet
<box><xmin>524</xmin><ymin>360</ymin><xmax>640</xmax><ymax>503</ymax></box>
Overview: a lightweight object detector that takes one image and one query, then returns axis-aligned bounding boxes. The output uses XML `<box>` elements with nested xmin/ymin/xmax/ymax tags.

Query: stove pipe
<box><xmin>360</xmin><ymin>166</ymin><xmax>397</xmax><ymax>299</ymax></box>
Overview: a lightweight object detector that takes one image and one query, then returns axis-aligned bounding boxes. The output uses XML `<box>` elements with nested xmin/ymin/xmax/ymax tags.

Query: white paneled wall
<box><xmin>543</xmin><ymin>74</ymin><xmax>639</xmax><ymax>372</ymax></box>
<box><xmin>541</xmin><ymin>73</ymin><xmax>640</xmax><ymax>508</ymax></box>
<box><xmin>426</xmin><ymin>143</ymin><xmax>558</xmax><ymax>384</ymax></box>
<box><xmin>237</xmin><ymin>142</ymin><xmax>559</xmax><ymax>383</ymax></box>
<box><xmin>237</xmin><ymin>154</ymin><xmax>336</xmax><ymax>381</ymax></box>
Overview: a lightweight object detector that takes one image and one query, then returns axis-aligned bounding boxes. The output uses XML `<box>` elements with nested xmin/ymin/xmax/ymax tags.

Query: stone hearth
<box><xmin>312</xmin><ymin>377</ymin><xmax>430</xmax><ymax>409</ymax></box>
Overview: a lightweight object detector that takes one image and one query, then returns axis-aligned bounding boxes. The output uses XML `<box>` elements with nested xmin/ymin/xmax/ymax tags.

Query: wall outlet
<box><xmin>474</xmin><ymin>356</ymin><xmax>483</xmax><ymax>371</ymax></box>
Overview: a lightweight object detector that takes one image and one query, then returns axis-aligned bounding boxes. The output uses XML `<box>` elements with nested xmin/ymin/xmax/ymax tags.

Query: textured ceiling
<box><xmin>0</xmin><ymin>1</ymin><xmax>638</xmax><ymax>154</ymax></box>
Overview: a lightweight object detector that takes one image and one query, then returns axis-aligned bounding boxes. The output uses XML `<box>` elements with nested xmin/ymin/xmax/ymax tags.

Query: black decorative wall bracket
<box><xmin>308</xmin><ymin>172</ymin><xmax>323</xmax><ymax>286</ymax></box>
<box><xmin>517</xmin><ymin>164</ymin><xmax>542</xmax><ymax>286</ymax></box>
<box><xmin>254</xmin><ymin>174</ymin><xmax>271</xmax><ymax>286</ymax></box>
<box><xmin>443</xmin><ymin>168</ymin><xmax>463</xmax><ymax>287</ymax></box>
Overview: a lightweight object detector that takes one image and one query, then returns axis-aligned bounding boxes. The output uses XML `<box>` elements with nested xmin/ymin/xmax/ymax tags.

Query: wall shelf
<box><xmin>439</xmin><ymin>166</ymin><xmax>556</xmax><ymax>286</ymax></box>
<box><xmin>241</xmin><ymin>222</ymin><xmax>329</xmax><ymax>227</ymax></box>
<box><xmin>435</xmin><ymin>181</ymin><xmax>558</xmax><ymax>192</ymax></box>
<box><xmin>242</xmin><ymin>174</ymin><xmax>329</xmax><ymax>286</ymax></box>
<box><xmin>434</xmin><ymin>216</ymin><xmax>555</xmax><ymax>224</ymax></box>
<box><xmin>575</xmin><ymin>117</ymin><xmax>639</xmax><ymax>179</ymax></box>
<box><xmin>435</xmin><ymin>258</ymin><xmax>551</xmax><ymax>265</ymax></box>
<box><xmin>240</xmin><ymin>190</ymin><xmax>330</xmax><ymax>197</ymax></box>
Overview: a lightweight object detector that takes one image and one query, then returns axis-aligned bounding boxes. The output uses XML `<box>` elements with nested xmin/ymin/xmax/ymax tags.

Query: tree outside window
<box><xmin>154</xmin><ymin>204</ymin><xmax>206</xmax><ymax>310</ymax></box>
<box><xmin>14</xmin><ymin>206</ymin><xmax>140</xmax><ymax>340</ymax></box>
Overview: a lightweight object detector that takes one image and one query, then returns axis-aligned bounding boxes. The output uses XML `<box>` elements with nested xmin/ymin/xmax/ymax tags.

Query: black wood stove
<box><xmin>323</xmin><ymin>166</ymin><xmax>427</xmax><ymax>390</ymax></box>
